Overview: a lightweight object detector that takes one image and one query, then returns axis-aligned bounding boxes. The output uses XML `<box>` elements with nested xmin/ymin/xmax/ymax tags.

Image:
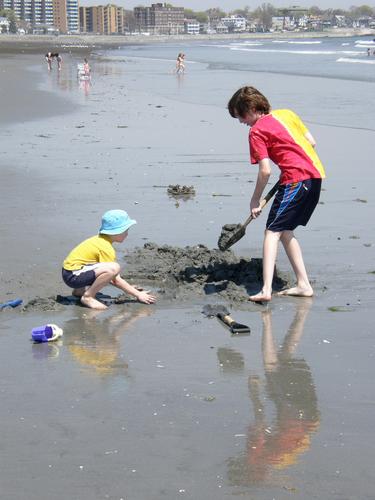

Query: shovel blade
<box><xmin>218</xmin><ymin>225</ymin><xmax>246</xmax><ymax>251</ymax></box>
<box><xmin>229</xmin><ymin>322</ymin><xmax>251</xmax><ymax>335</ymax></box>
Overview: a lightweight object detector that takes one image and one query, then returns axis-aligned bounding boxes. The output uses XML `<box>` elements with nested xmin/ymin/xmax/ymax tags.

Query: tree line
<box><xmin>182</xmin><ymin>4</ymin><xmax>375</xmax><ymax>23</ymax></box>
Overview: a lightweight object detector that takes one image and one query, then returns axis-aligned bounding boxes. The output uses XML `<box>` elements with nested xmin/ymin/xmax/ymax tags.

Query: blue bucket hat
<box><xmin>99</xmin><ymin>209</ymin><xmax>137</xmax><ymax>235</ymax></box>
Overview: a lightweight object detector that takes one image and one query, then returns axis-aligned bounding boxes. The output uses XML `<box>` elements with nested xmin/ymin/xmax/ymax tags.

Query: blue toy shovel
<box><xmin>0</xmin><ymin>298</ymin><xmax>23</xmax><ymax>310</ymax></box>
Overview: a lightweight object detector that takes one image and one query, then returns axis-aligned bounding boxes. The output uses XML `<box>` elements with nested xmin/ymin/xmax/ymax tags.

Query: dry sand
<box><xmin>0</xmin><ymin>48</ymin><xmax>374</xmax><ymax>499</ymax></box>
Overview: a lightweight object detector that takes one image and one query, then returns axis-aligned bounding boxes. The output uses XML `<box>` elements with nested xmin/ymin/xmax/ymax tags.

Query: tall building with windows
<box><xmin>79</xmin><ymin>4</ymin><xmax>125</xmax><ymax>34</ymax></box>
<box><xmin>1</xmin><ymin>0</ymin><xmax>54</xmax><ymax>25</ymax></box>
<box><xmin>66</xmin><ymin>0</ymin><xmax>78</xmax><ymax>31</ymax></box>
<box><xmin>52</xmin><ymin>0</ymin><xmax>78</xmax><ymax>32</ymax></box>
<box><xmin>134</xmin><ymin>3</ymin><xmax>184</xmax><ymax>35</ymax></box>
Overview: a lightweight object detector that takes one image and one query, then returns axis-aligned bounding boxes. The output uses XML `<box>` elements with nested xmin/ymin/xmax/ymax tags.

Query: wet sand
<box><xmin>1</xmin><ymin>50</ymin><xmax>375</xmax><ymax>499</ymax></box>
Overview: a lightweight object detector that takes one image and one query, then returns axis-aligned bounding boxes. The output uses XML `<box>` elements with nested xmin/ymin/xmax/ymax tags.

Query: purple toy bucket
<box><xmin>31</xmin><ymin>324</ymin><xmax>63</xmax><ymax>343</ymax></box>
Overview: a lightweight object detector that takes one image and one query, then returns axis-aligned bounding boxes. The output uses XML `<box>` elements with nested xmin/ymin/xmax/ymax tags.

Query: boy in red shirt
<box><xmin>228</xmin><ymin>86</ymin><xmax>325</xmax><ymax>302</ymax></box>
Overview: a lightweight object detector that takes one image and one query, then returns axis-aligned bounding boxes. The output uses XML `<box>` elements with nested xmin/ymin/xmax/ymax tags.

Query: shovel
<box><xmin>218</xmin><ymin>181</ymin><xmax>280</xmax><ymax>251</ymax></box>
<box><xmin>202</xmin><ymin>304</ymin><xmax>250</xmax><ymax>335</ymax></box>
<box><xmin>217</xmin><ymin>312</ymin><xmax>251</xmax><ymax>335</ymax></box>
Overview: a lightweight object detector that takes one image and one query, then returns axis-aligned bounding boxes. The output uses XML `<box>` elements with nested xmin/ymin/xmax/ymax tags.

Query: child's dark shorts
<box><xmin>62</xmin><ymin>264</ymin><xmax>98</xmax><ymax>289</ymax></box>
<box><xmin>266</xmin><ymin>179</ymin><xmax>322</xmax><ymax>232</ymax></box>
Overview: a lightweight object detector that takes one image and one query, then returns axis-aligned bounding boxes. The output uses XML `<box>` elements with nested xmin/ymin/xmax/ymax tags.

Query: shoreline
<box><xmin>0</xmin><ymin>54</ymin><xmax>78</xmax><ymax>126</ymax></box>
<box><xmin>0</xmin><ymin>27</ymin><xmax>374</xmax><ymax>53</ymax></box>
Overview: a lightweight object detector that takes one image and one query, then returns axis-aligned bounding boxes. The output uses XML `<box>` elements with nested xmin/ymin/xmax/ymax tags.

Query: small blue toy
<box><xmin>0</xmin><ymin>298</ymin><xmax>23</xmax><ymax>310</ymax></box>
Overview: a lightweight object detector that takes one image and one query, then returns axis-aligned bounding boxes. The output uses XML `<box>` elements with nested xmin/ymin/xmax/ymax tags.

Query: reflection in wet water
<box><xmin>44</xmin><ymin>57</ymin><xmax>123</xmax><ymax>98</ymax></box>
<box><xmin>226</xmin><ymin>300</ymin><xmax>320</xmax><ymax>486</ymax></box>
<box><xmin>217</xmin><ymin>347</ymin><xmax>245</xmax><ymax>374</ymax></box>
<box><xmin>176</xmin><ymin>71</ymin><xmax>185</xmax><ymax>89</ymax></box>
<box><xmin>32</xmin><ymin>340</ymin><xmax>62</xmax><ymax>359</ymax></box>
<box><xmin>63</xmin><ymin>306</ymin><xmax>152</xmax><ymax>376</ymax></box>
<box><xmin>79</xmin><ymin>78</ymin><xmax>92</xmax><ymax>96</ymax></box>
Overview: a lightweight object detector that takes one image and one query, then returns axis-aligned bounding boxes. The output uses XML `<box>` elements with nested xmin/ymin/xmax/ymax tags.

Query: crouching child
<box><xmin>62</xmin><ymin>209</ymin><xmax>156</xmax><ymax>310</ymax></box>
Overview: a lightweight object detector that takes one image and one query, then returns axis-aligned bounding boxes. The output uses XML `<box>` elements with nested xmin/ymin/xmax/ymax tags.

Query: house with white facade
<box><xmin>184</xmin><ymin>18</ymin><xmax>199</xmax><ymax>34</ymax></box>
<box><xmin>221</xmin><ymin>15</ymin><xmax>247</xmax><ymax>32</ymax></box>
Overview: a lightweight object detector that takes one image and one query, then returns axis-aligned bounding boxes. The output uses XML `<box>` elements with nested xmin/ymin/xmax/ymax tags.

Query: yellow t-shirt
<box><xmin>63</xmin><ymin>234</ymin><xmax>116</xmax><ymax>271</ymax></box>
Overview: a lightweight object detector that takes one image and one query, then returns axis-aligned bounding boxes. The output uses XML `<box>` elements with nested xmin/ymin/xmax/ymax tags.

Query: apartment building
<box><xmin>0</xmin><ymin>0</ymin><xmax>54</xmax><ymax>25</ymax></box>
<box><xmin>52</xmin><ymin>0</ymin><xmax>79</xmax><ymax>32</ymax></box>
<box><xmin>134</xmin><ymin>3</ymin><xmax>184</xmax><ymax>35</ymax></box>
<box><xmin>79</xmin><ymin>4</ymin><xmax>125</xmax><ymax>34</ymax></box>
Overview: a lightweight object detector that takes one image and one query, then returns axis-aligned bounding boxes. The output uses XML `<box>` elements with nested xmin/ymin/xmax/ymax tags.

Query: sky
<box><xmin>82</xmin><ymin>0</ymin><xmax>369</xmax><ymax>11</ymax></box>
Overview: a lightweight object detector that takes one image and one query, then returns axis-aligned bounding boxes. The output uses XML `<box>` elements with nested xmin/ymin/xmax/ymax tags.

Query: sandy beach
<box><xmin>1</xmin><ymin>42</ymin><xmax>375</xmax><ymax>499</ymax></box>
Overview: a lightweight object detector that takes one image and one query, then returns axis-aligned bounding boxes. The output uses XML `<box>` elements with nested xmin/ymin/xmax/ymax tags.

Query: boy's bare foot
<box><xmin>249</xmin><ymin>291</ymin><xmax>272</xmax><ymax>303</ymax></box>
<box><xmin>276</xmin><ymin>286</ymin><xmax>313</xmax><ymax>297</ymax></box>
<box><xmin>80</xmin><ymin>296</ymin><xmax>108</xmax><ymax>310</ymax></box>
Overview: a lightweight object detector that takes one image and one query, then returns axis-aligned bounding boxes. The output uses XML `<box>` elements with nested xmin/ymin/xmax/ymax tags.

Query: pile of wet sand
<box><xmin>167</xmin><ymin>184</ymin><xmax>196</xmax><ymax>196</ymax></box>
<box><xmin>18</xmin><ymin>244</ymin><xmax>288</xmax><ymax>311</ymax></box>
<box><xmin>123</xmin><ymin>243</ymin><xmax>288</xmax><ymax>303</ymax></box>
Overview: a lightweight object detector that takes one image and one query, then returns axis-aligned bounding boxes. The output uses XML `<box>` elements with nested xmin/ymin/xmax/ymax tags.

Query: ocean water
<box><xmin>108</xmin><ymin>36</ymin><xmax>375</xmax><ymax>131</ymax></box>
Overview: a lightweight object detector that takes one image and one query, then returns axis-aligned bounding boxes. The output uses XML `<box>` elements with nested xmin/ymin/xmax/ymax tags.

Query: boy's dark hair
<box><xmin>228</xmin><ymin>86</ymin><xmax>271</xmax><ymax>118</ymax></box>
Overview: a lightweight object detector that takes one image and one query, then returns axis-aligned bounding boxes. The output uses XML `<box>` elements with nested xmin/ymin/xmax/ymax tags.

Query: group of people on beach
<box><xmin>62</xmin><ymin>82</ymin><xmax>325</xmax><ymax>310</ymax></box>
<box><xmin>45</xmin><ymin>51</ymin><xmax>91</xmax><ymax>81</ymax></box>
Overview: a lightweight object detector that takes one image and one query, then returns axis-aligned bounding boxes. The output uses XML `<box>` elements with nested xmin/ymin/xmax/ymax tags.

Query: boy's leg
<box><xmin>278</xmin><ymin>230</ymin><xmax>313</xmax><ymax>297</ymax></box>
<box><xmin>81</xmin><ymin>262</ymin><xmax>120</xmax><ymax>310</ymax></box>
<box><xmin>249</xmin><ymin>229</ymin><xmax>280</xmax><ymax>302</ymax></box>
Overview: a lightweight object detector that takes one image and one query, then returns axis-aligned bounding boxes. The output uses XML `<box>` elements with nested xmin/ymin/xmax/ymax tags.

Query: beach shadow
<box><xmin>182</xmin><ymin>259</ymin><xmax>286</xmax><ymax>296</ymax></box>
<box><xmin>56</xmin><ymin>292</ymin><xmax>135</xmax><ymax>307</ymax></box>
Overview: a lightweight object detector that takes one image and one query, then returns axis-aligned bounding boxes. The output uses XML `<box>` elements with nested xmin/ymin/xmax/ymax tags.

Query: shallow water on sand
<box><xmin>0</xmin><ymin>296</ymin><xmax>373</xmax><ymax>499</ymax></box>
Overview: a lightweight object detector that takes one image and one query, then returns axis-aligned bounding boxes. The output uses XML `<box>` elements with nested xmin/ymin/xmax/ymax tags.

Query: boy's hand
<box><xmin>250</xmin><ymin>198</ymin><xmax>262</xmax><ymax>218</ymax></box>
<box><xmin>137</xmin><ymin>290</ymin><xmax>156</xmax><ymax>304</ymax></box>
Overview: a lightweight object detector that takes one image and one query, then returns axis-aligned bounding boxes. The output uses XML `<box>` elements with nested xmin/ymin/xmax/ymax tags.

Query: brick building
<box><xmin>134</xmin><ymin>3</ymin><xmax>184</xmax><ymax>35</ymax></box>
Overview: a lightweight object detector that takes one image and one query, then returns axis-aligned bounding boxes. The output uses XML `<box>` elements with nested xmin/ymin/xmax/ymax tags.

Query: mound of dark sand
<box><xmin>167</xmin><ymin>184</ymin><xmax>196</xmax><ymax>196</ymax></box>
<box><xmin>124</xmin><ymin>243</ymin><xmax>288</xmax><ymax>302</ymax></box>
<box><xmin>22</xmin><ymin>296</ymin><xmax>64</xmax><ymax>312</ymax></box>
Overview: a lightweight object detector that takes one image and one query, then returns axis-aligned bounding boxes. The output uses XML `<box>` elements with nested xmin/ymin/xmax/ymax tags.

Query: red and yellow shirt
<box><xmin>249</xmin><ymin>109</ymin><xmax>325</xmax><ymax>185</ymax></box>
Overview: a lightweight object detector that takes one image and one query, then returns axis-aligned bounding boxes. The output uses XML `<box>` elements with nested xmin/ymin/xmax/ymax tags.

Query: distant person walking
<box><xmin>176</xmin><ymin>53</ymin><xmax>185</xmax><ymax>74</ymax></box>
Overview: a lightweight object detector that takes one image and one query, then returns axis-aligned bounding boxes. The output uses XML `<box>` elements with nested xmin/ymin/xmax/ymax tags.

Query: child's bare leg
<box><xmin>278</xmin><ymin>230</ymin><xmax>313</xmax><ymax>297</ymax></box>
<box><xmin>81</xmin><ymin>263</ymin><xmax>120</xmax><ymax>310</ymax></box>
<box><xmin>249</xmin><ymin>230</ymin><xmax>280</xmax><ymax>302</ymax></box>
<box><xmin>72</xmin><ymin>287</ymin><xmax>86</xmax><ymax>297</ymax></box>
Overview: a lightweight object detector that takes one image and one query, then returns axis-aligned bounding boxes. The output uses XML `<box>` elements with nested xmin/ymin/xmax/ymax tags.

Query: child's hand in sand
<box><xmin>137</xmin><ymin>290</ymin><xmax>156</xmax><ymax>304</ymax></box>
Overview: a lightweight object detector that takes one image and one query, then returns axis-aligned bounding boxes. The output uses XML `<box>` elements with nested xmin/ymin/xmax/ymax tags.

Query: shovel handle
<box><xmin>242</xmin><ymin>180</ymin><xmax>280</xmax><ymax>228</ymax></box>
<box><xmin>217</xmin><ymin>313</ymin><xmax>235</xmax><ymax>326</ymax></box>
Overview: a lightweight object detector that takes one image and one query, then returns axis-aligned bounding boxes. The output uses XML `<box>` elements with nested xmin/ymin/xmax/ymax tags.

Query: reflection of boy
<box><xmin>227</xmin><ymin>302</ymin><xmax>320</xmax><ymax>486</ymax></box>
<box><xmin>228</xmin><ymin>86</ymin><xmax>325</xmax><ymax>302</ymax></box>
<box><xmin>62</xmin><ymin>210</ymin><xmax>156</xmax><ymax>310</ymax></box>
